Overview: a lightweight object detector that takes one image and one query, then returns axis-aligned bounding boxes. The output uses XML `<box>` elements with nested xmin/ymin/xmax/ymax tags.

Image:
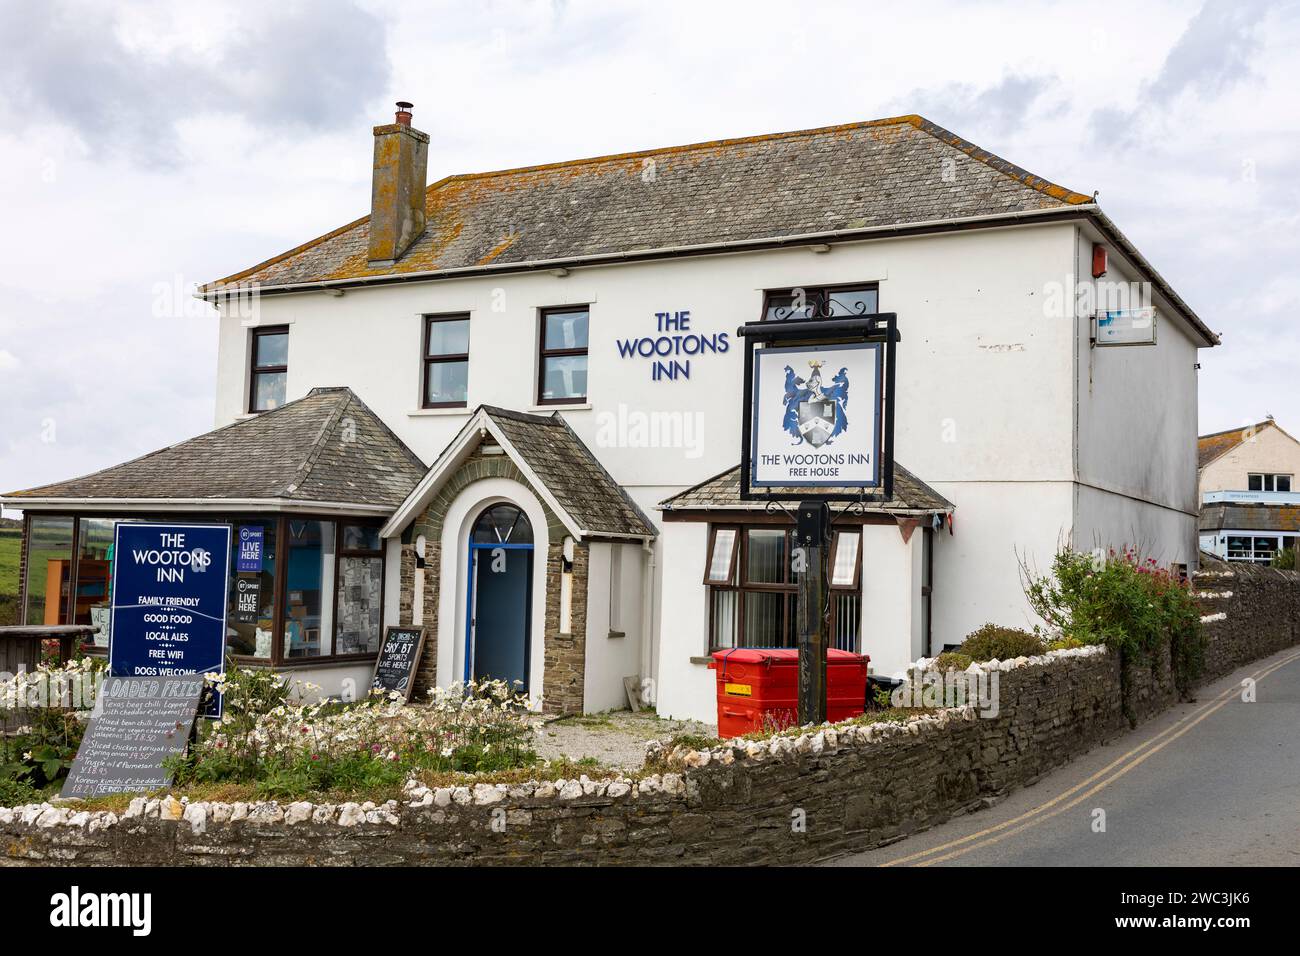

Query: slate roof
<box><xmin>659</xmin><ymin>464</ymin><xmax>953</xmax><ymax>515</ymax></box>
<box><xmin>3</xmin><ymin>388</ymin><xmax>427</xmax><ymax>511</ymax></box>
<box><xmin>205</xmin><ymin>115</ymin><xmax>1091</xmax><ymax>292</ymax></box>
<box><xmin>1199</xmin><ymin>502</ymin><xmax>1300</xmax><ymax>534</ymax></box>
<box><xmin>1197</xmin><ymin>419</ymin><xmax>1289</xmax><ymax>470</ymax></box>
<box><xmin>479</xmin><ymin>407</ymin><xmax>657</xmax><ymax>538</ymax></box>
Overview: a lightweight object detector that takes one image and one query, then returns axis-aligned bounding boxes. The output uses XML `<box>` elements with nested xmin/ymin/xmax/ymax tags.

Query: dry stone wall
<box><xmin>3</xmin><ymin>563</ymin><xmax>1297</xmax><ymax>866</ymax></box>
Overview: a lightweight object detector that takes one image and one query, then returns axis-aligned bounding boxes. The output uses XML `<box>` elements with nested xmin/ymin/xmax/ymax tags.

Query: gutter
<box><xmin>0</xmin><ymin>496</ymin><xmax>394</xmax><ymax>516</ymax></box>
<box><xmin>197</xmin><ymin>205</ymin><xmax>1097</xmax><ymax>297</ymax></box>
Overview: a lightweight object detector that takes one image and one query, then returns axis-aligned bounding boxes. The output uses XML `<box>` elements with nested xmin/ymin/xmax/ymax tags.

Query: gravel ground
<box><xmin>531</xmin><ymin>709</ymin><xmax>717</xmax><ymax>770</ymax></box>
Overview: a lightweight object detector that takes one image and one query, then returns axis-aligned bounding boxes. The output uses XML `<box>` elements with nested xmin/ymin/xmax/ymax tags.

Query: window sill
<box><xmin>408</xmin><ymin>407</ymin><xmax>471</xmax><ymax>417</ymax></box>
<box><xmin>528</xmin><ymin>402</ymin><xmax>591</xmax><ymax>412</ymax></box>
<box><xmin>230</xmin><ymin>655</ymin><xmax>379</xmax><ymax>670</ymax></box>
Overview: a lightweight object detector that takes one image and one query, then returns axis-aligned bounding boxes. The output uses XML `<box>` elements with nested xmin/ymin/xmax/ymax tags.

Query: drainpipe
<box><xmin>640</xmin><ymin>538</ymin><xmax>657</xmax><ymax>710</ymax></box>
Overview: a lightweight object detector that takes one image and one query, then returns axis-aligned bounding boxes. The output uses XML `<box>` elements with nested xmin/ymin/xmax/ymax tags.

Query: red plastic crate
<box><xmin>708</xmin><ymin>648</ymin><xmax>869</xmax><ymax>739</ymax></box>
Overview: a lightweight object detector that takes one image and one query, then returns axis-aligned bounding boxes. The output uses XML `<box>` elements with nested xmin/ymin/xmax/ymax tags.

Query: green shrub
<box><xmin>1024</xmin><ymin>546</ymin><xmax>1203</xmax><ymax>701</ymax></box>
<box><xmin>958</xmin><ymin>623</ymin><xmax>1045</xmax><ymax>661</ymax></box>
<box><xmin>1271</xmin><ymin>548</ymin><xmax>1296</xmax><ymax>570</ymax></box>
<box><xmin>0</xmin><ymin>776</ymin><xmax>41</xmax><ymax>806</ymax></box>
<box><xmin>932</xmin><ymin>651</ymin><xmax>973</xmax><ymax>671</ymax></box>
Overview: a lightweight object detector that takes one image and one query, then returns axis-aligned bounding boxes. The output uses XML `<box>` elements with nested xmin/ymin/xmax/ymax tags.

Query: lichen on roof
<box><xmin>205</xmin><ymin>114</ymin><xmax>1092</xmax><ymax>292</ymax></box>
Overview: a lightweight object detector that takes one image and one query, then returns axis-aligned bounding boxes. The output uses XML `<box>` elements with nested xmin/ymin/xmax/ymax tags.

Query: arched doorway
<box><xmin>465</xmin><ymin>504</ymin><xmax>534</xmax><ymax>691</ymax></box>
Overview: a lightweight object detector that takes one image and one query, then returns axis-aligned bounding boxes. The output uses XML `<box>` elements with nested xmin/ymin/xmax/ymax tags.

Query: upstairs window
<box><xmin>249</xmin><ymin>326</ymin><xmax>288</xmax><ymax>412</ymax></box>
<box><xmin>762</xmin><ymin>284</ymin><xmax>879</xmax><ymax>321</ymax></box>
<box><xmin>422</xmin><ymin>314</ymin><xmax>470</xmax><ymax>408</ymax></box>
<box><xmin>1248</xmin><ymin>473</ymin><xmax>1292</xmax><ymax>492</ymax></box>
<box><xmin>538</xmin><ymin>306</ymin><xmax>589</xmax><ymax>404</ymax></box>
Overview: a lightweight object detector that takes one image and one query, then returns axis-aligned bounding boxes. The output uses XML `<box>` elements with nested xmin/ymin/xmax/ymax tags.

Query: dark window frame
<box><xmin>705</xmin><ymin>523</ymin><xmax>862</xmax><ymax>652</ymax></box>
<box><xmin>760</xmin><ymin>282</ymin><xmax>880</xmax><ymax>322</ymax></box>
<box><xmin>248</xmin><ymin>325</ymin><xmax>289</xmax><ymax>414</ymax></box>
<box><xmin>536</xmin><ymin>304</ymin><xmax>590</xmax><ymax>405</ymax></box>
<box><xmin>828</xmin><ymin>529</ymin><xmax>863</xmax><ymax>591</ymax></box>
<box><xmin>421</xmin><ymin>313</ymin><xmax>471</xmax><ymax>409</ymax></box>
<box><xmin>23</xmin><ymin>510</ymin><xmax>385</xmax><ymax>669</ymax></box>
<box><xmin>326</xmin><ymin>522</ymin><xmax>387</xmax><ymax>661</ymax></box>
<box><xmin>702</xmin><ymin>526</ymin><xmax>740</xmax><ymax>585</ymax></box>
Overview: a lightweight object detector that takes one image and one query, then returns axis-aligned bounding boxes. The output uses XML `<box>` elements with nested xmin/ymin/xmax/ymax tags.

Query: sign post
<box><xmin>795</xmin><ymin>500</ymin><xmax>830</xmax><ymax>724</ymax></box>
<box><xmin>738</xmin><ymin>311</ymin><xmax>898</xmax><ymax>725</ymax></box>
<box><xmin>108</xmin><ymin>522</ymin><xmax>231</xmax><ymax>718</ymax></box>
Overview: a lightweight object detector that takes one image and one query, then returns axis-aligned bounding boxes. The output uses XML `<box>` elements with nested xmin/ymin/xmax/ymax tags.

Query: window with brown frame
<box><xmin>422</xmin><ymin>313</ymin><xmax>470</xmax><ymax>408</ymax></box>
<box><xmin>761</xmin><ymin>284</ymin><xmax>879</xmax><ymax>322</ymax></box>
<box><xmin>537</xmin><ymin>306</ymin><xmax>589</xmax><ymax>404</ymax></box>
<box><xmin>706</xmin><ymin>524</ymin><xmax>863</xmax><ymax>652</ymax></box>
<box><xmin>248</xmin><ymin>326</ymin><xmax>289</xmax><ymax>412</ymax></box>
<box><xmin>333</xmin><ymin>524</ymin><xmax>386</xmax><ymax>656</ymax></box>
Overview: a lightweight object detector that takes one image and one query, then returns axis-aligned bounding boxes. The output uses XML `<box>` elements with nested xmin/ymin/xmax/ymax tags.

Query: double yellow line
<box><xmin>881</xmin><ymin>648</ymin><xmax>1300</xmax><ymax>867</ymax></box>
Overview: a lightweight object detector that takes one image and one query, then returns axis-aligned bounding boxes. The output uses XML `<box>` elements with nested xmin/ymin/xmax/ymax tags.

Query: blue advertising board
<box><xmin>235</xmin><ymin>525</ymin><xmax>264</xmax><ymax>572</ymax></box>
<box><xmin>108</xmin><ymin>523</ymin><xmax>231</xmax><ymax>718</ymax></box>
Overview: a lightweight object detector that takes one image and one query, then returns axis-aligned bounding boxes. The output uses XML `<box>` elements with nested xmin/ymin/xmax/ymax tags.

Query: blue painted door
<box><xmin>470</xmin><ymin>545</ymin><xmax>531</xmax><ymax>691</ymax></box>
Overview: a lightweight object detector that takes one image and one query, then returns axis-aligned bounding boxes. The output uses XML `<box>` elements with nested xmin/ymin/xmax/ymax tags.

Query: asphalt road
<box><xmin>824</xmin><ymin>645</ymin><xmax>1300</xmax><ymax>866</ymax></box>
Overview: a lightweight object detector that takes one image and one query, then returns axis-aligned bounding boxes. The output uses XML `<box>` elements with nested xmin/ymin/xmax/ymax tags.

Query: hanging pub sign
<box><xmin>108</xmin><ymin>522</ymin><xmax>231</xmax><ymax>718</ymax></box>
<box><xmin>370</xmin><ymin>625</ymin><xmax>429</xmax><ymax>701</ymax></box>
<box><xmin>749</xmin><ymin>341</ymin><xmax>883</xmax><ymax>489</ymax></box>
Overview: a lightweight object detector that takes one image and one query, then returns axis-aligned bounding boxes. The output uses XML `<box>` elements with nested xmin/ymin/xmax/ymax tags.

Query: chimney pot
<box><xmin>395</xmin><ymin>101</ymin><xmax>414</xmax><ymax>126</ymax></box>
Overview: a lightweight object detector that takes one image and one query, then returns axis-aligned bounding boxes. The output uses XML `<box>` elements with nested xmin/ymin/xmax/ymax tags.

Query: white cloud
<box><xmin>1</xmin><ymin>0</ymin><xmax>1298</xmax><ymax>502</ymax></box>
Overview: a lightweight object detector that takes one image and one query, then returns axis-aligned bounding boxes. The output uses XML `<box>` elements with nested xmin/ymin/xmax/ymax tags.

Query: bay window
<box><xmin>706</xmin><ymin>524</ymin><xmax>863</xmax><ymax>652</ymax></box>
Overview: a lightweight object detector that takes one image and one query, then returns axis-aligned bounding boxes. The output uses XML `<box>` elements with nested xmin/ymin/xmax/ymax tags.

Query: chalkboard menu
<box><xmin>61</xmin><ymin>674</ymin><xmax>205</xmax><ymax>799</ymax></box>
<box><xmin>370</xmin><ymin>626</ymin><xmax>428</xmax><ymax>702</ymax></box>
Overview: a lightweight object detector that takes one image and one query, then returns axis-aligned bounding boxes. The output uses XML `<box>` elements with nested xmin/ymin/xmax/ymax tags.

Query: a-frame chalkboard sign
<box><xmin>370</xmin><ymin>625</ymin><xmax>429</xmax><ymax>702</ymax></box>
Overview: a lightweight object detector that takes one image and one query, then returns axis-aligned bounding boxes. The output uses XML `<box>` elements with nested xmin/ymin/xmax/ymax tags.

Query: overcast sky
<box><xmin>1</xmin><ymin>0</ymin><xmax>1297</xmax><ymax>513</ymax></box>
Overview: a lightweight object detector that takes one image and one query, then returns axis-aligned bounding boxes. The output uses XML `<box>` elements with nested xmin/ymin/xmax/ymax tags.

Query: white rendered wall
<box><xmin>857</xmin><ymin>524</ymin><xmax>923</xmax><ymax>679</ymax></box>
<box><xmin>212</xmin><ymin>219</ymin><xmax>1210</xmax><ymax>718</ymax></box>
<box><xmin>583</xmin><ymin>542</ymin><xmax>645</xmax><ymax>713</ymax></box>
<box><xmin>1071</xmin><ymin>225</ymin><xmax>1202</xmax><ymax>568</ymax></box>
<box><xmin>654</xmin><ymin>521</ymin><xmax>714</xmax><ymax>721</ymax></box>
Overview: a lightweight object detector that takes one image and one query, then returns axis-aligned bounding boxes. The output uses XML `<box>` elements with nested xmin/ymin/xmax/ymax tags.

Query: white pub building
<box><xmin>4</xmin><ymin>105</ymin><xmax>1218</xmax><ymax>721</ymax></box>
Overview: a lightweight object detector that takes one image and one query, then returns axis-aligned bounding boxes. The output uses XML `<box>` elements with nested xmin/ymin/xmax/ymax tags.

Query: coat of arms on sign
<box><xmin>782</xmin><ymin>360</ymin><xmax>849</xmax><ymax>447</ymax></box>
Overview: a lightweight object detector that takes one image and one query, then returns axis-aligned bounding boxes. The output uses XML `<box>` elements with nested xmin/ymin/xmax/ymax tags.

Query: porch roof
<box><xmin>658</xmin><ymin>464</ymin><xmax>953</xmax><ymax>516</ymax></box>
<box><xmin>1</xmin><ymin>387</ymin><xmax>427</xmax><ymax>516</ymax></box>
<box><xmin>382</xmin><ymin>405</ymin><xmax>657</xmax><ymax>541</ymax></box>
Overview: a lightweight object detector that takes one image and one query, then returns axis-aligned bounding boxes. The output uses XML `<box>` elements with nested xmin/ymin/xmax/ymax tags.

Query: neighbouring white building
<box><xmin>1198</xmin><ymin>418</ymin><xmax>1300</xmax><ymax>563</ymax></box>
<box><xmin>4</xmin><ymin>105</ymin><xmax>1219</xmax><ymax>721</ymax></box>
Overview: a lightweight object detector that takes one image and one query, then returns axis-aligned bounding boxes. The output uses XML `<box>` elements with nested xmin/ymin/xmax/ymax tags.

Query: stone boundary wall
<box><xmin>3</xmin><ymin>563</ymin><xmax>1298</xmax><ymax>866</ymax></box>
<box><xmin>1194</xmin><ymin>558</ymin><xmax>1300</xmax><ymax>681</ymax></box>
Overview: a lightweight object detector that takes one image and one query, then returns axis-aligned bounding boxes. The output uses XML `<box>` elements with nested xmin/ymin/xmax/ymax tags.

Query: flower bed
<box><xmin>167</xmin><ymin>670</ymin><xmax>542</xmax><ymax>800</ymax></box>
<box><xmin>2</xmin><ymin>659</ymin><xmax>548</xmax><ymax>805</ymax></box>
<box><xmin>0</xmin><ymin>657</ymin><xmax>103</xmax><ymax>805</ymax></box>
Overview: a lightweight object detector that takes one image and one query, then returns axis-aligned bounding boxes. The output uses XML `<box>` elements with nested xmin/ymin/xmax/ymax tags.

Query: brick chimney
<box><xmin>368</xmin><ymin>101</ymin><xmax>429</xmax><ymax>266</ymax></box>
